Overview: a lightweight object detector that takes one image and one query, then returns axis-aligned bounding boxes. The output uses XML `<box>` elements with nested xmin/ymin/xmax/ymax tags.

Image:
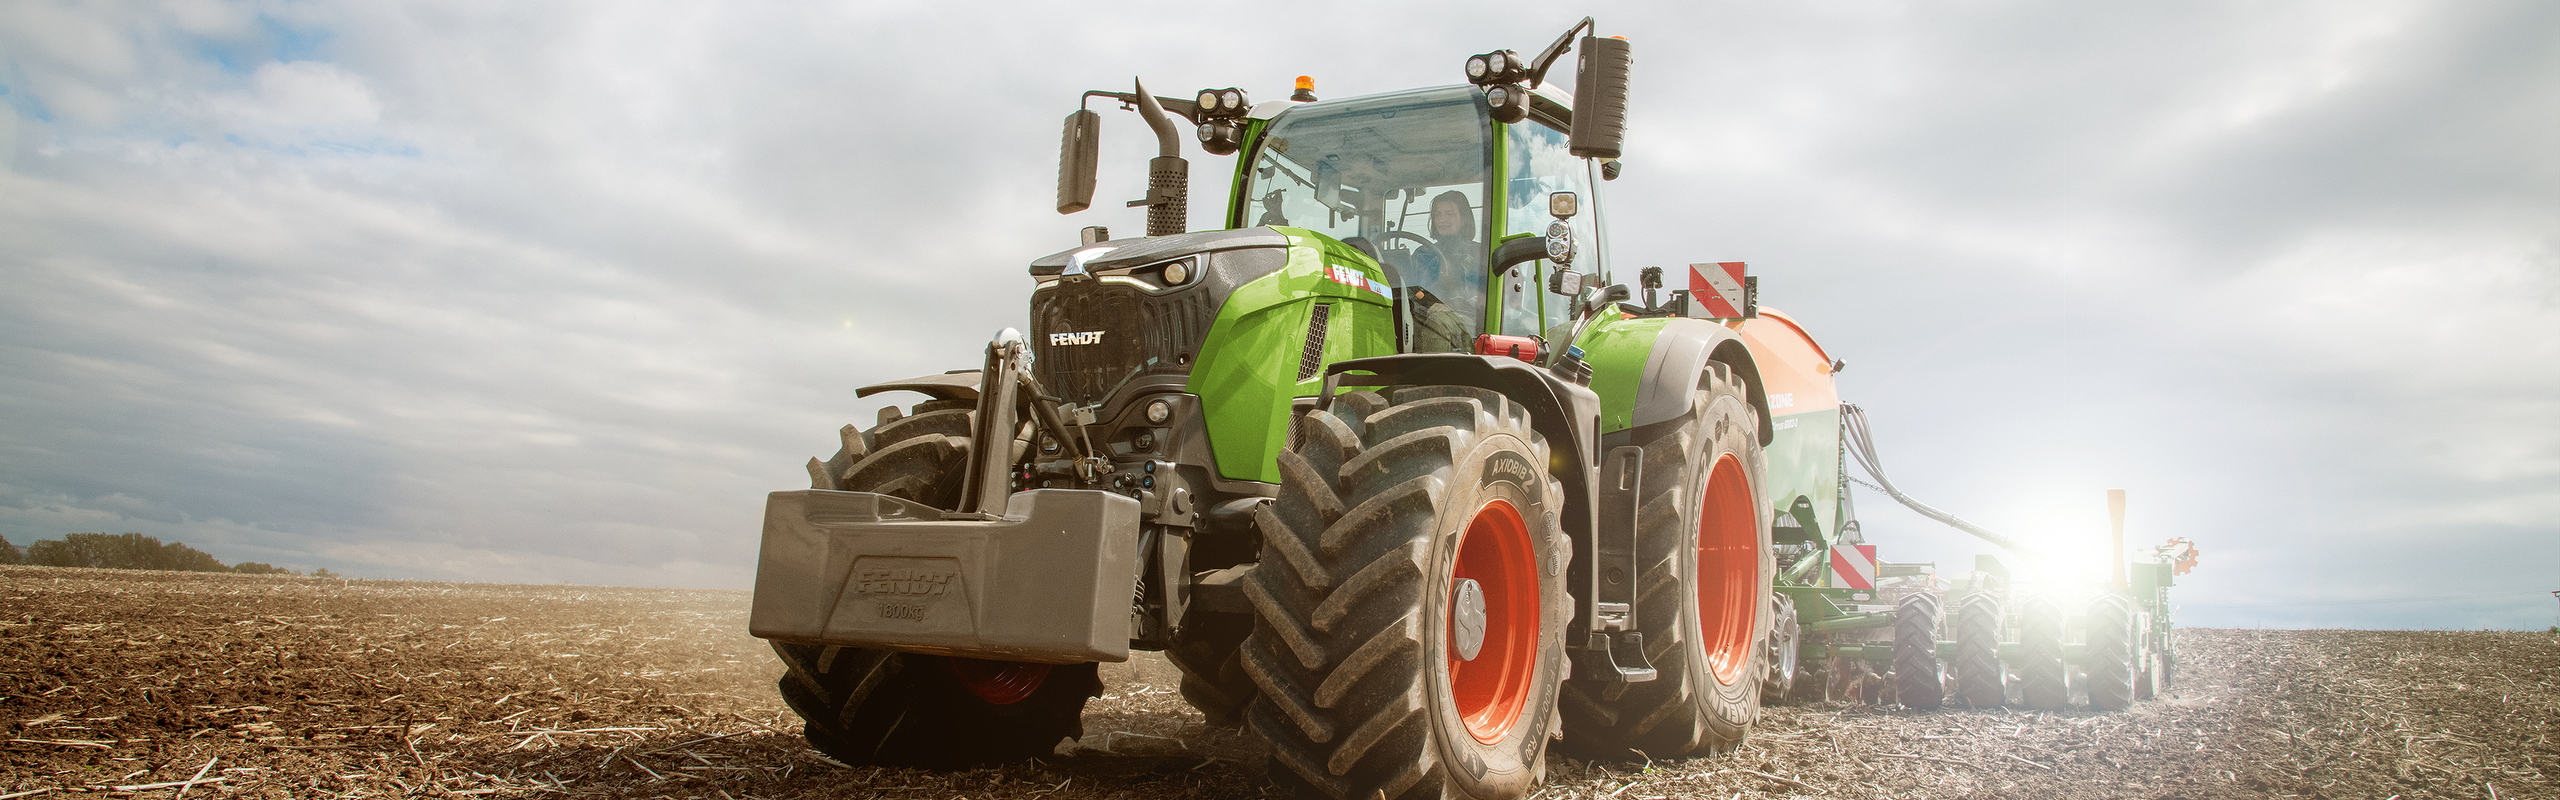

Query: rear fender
<box><xmin>1582</xmin><ymin>316</ymin><xmax>1772</xmax><ymax>444</ymax></box>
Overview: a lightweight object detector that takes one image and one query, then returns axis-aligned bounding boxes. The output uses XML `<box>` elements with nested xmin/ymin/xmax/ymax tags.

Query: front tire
<box><xmin>1168</xmin><ymin>615</ymin><xmax>1255</xmax><ymax>727</ymax></box>
<box><xmin>1243</xmin><ymin>387</ymin><xmax>1568</xmax><ymax>800</ymax></box>
<box><xmin>1561</xmin><ymin>365</ymin><xmax>1771</xmax><ymax>757</ymax></box>
<box><xmin>773</xmin><ymin>396</ymin><xmax>1099</xmax><ymax>766</ymax></box>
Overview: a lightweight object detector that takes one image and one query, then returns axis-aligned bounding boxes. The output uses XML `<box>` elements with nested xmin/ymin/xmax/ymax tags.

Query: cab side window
<box><xmin>1503</xmin><ymin>122</ymin><xmax>1595</xmax><ymax>338</ymax></box>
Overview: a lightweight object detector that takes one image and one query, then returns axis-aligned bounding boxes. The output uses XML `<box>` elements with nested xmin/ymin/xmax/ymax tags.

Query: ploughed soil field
<box><xmin>3</xmin><ymin>565</ymin><xmax>2553</xmax><ymax>799</ymax></box>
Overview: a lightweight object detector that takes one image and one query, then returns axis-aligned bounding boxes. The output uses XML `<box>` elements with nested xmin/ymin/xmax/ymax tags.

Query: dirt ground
<box><xmin>3</xmin><ymin>565</ymin><xmax>2553</xmax><ymax>799</ymax></box>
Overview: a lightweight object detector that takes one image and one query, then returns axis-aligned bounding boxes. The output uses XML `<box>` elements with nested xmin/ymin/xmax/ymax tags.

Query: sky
<box><xmin>2</xmin><ymin>1</ymin><xmax>2554</xmax><ymax>630</ymax></box>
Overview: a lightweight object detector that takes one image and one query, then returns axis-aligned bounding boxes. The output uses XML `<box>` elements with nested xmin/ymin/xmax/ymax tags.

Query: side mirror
<box><xmin>1314</xmin><ymin>159</ymin><xmax>1342</xmax><ymax>209</ymax></box>
<box><xmin>1058</xmin><ymin>109</ymin><xmax>1100</xmax><ymax>214</ymax></box>
<box><xmin>1568</xmin><ymin>35</ymin><xmax>1630</xmax><ymax>160</ymax></box>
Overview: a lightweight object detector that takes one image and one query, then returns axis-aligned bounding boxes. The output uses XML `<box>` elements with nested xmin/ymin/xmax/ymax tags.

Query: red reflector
<box><xmin>1473</xmin><ymin>334</ymin><xmax>1543</xmax><ymax>362</ymax></box>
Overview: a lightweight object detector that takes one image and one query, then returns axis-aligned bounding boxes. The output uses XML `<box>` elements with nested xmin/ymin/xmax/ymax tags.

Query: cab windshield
<box><xmin>1239</xmin><ymin>87</ymin><xmax>1492</xmax><ymax>352</ymax></box>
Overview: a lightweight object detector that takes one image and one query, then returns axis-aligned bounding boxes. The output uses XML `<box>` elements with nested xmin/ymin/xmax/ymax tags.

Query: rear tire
<box><xmin>2083</xmin><ymin>594</ymin><xmax>2137</xmax><ymax>711</ymax></box>
<box><xmin>1891</xmin><ymin>593</ymin><xmax>1945</xmax><ymax>710</ymax></box>
<box><xmin>773</xmin><ymin>397</ymin><xmax>1099</xmax><ymax>766</ymax></box>
<box><xmin>2017</xmin><ymin>594</ymin><xmax>2070</xmax><ymax>711</ymax></box>
<box><xmin>1242</xmin><ymin>387</ymin><xmax>1568</xmax><ymax>800</ymax></box>
<box><xmin>1560</xmin><ymin>365</ymin><xmax>1770</xmax><ymax>757</ymax></box>
<box><xmin>1953</xmin><ymin>592</ymin><xmax>2006</xmax><ymax>708</ymax></box>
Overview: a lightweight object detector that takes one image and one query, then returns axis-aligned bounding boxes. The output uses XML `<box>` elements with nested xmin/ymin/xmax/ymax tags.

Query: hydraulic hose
<box><xmin>1840</xmin><ymin>403</ymin><xmax>2043</xmax><ymax>560</ymax></box>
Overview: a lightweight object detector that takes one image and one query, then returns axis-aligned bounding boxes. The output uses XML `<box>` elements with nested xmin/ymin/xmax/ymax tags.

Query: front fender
<box><xmin>855</xmin><ymin>371</ymin><xmax>982</xmax><ymax>402</ymax></box>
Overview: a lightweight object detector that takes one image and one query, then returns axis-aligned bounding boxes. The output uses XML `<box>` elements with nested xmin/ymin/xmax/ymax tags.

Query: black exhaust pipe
<box><xmin>1129</xmin><ymin>79</ymin><xmax>1188</xmax><ymax>237</ymax></box>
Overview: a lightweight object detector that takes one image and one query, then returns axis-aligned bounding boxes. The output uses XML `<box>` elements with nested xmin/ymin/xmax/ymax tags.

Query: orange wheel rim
<box><xmin>1696</xmin><ymin>454</ymin><xmax>1758</xmax><ymax>686</ymax></box>
<box><xmin>947</xmin><ymin>657</ymin><xmax>1050</xmax><ymax>705</ymax></box>
<box><xmin>1448</xmin><ymin>498</ymin><xmax>1539</xmax><ymax>744</ymax></box>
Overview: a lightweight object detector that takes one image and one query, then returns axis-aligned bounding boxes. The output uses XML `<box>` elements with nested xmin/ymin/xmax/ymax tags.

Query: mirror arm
<box><xmin>1083</xmin><ymin>90</ymin><xmax>1204</xmax><ymax>127</ymax></box>
<box><xmin>1524</xmin><ymin>16</ymin><xmax>1595</xmax><ymax>89</ymax></box>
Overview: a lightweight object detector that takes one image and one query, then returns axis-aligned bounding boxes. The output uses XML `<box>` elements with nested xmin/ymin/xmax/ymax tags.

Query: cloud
<box><xmin>0</xmin><ymin>1</ymin><xmax>2553</xmax><ymax>630</ymax></box>
<box><xmin>206</xmin><ymin>60</ymin><xmax>380</xmax><ymax>142</ymax></box>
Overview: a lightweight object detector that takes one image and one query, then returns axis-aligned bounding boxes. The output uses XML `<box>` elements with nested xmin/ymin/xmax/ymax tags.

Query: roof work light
<box><xmin>1192</xmin><ymin>86</ymin><xmax>1252</xmax><ymax>156</ymax></box>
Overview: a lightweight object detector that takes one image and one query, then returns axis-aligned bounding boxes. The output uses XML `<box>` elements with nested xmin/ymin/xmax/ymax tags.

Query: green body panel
<box><xmin>1567</xmin><ymin>315</ymin><xmax>1668</xmax><ymax>434</ymax></box>
<box><xmin>1185</xmin><ymin>228</ymin><xmax>1397</xmax><ymax>484</ymax></box>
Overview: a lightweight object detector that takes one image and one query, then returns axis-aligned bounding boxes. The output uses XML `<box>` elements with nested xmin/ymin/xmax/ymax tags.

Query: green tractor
<box><xmin>745</xmin><ymin>16</ymin><xmax>2176</xmax><ymax>799</ymax></box>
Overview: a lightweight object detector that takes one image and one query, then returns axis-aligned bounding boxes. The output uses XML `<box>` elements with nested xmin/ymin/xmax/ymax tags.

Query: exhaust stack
<box><xmin>1129</xmin><ymin>79</ymin><xmax>1189</xmax><ymax>237</ymax></box>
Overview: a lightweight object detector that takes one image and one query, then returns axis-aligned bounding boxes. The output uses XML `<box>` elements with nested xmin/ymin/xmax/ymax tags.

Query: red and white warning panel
<box><xmin>1689</xmin><ymin>261</ymin><xmax>1753</xmax><ymax>319</ymax></box>
<box><xmin>1830</xmin><ymin>544</ymin><xmax>1877</xmax><ymax>590</ymax></box>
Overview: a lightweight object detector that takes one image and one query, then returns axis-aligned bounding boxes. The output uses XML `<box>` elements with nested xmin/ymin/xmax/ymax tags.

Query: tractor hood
<box><xmin>1024</xmin><ymin>228</ymin><xmax>1295</xmax><ymax>409</ymax></box>
<box><xmin>1028</xmin><ymin>228</ymin><xmax>1291</xmax><ymax>276</ymax></box>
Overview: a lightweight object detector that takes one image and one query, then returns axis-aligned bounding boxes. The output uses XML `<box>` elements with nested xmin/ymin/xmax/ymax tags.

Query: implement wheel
<box><xmin>1761</xmin><ymin>592</ymin><xmax>1800</xmax><ymax>703</ymax></box>
<box><xmin>1561</xmin><ymin>365</ymin><xmax>1771</xmax><ymax>757</ymax></box>
<box><xmin>1891</xmin><ymin>593</ymin><xmax>1945</xmax><ymax>709</ymax></box>
<box><xmin>2083</xmin><ymin>593</ymin><xmax>2138</xmax><ymax>711</ymax></box>
<box><xmin>2016</xmin><ymin>594</ymin><xmax>2070</xmax><ymax>711</ymax></box>
<box><xmin>772</xmin><ymin>398</ymin><xmax>1100</xmax><ymax>766</ymax></box>
<box><xmin>1953</xmin><ymin>592</ymin><xmax>2006</xmax><ymax>708</ymax></box>
<box><xmin>1243</xmin><ymin>387</ymin><xmax>1567</xmax><ymax>800</ymax></box>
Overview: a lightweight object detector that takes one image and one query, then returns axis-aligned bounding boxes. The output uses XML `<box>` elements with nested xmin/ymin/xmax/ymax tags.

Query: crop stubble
<box><xmin>3</xmin><ymin>565</ymin><xmax>2552</xmax><ymax>799</ymax></box>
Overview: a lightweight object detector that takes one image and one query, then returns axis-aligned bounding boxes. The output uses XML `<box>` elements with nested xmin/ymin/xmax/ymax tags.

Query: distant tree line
<box><xmin>0</xmin><ymin>532</ymin><xmax>330</xmax><ymax>577</ymax></box>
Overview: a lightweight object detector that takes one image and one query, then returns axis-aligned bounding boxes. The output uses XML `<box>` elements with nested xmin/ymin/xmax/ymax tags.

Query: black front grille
<box><xmin>1030</xmin><ymin>281</ymin><xmax>1217</xmax><ymax>406</ymax></box>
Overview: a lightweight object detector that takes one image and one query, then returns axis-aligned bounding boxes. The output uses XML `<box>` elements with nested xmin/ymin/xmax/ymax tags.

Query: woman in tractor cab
<box><xmin>1407</xmin><ymin>190</ymin><xmax>1485</xmax><ymax>352</ymax></box>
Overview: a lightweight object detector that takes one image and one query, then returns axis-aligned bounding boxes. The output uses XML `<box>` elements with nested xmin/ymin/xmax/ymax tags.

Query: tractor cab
<box><xmin>1229</xmin><ymin>84</ymin><xmax>1603</xmax><ymax>354</ymax></box>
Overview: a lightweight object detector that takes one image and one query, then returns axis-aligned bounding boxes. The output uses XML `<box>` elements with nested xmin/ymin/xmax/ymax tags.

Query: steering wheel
<box><xmin>1376</xmin><ymin>229</ymin><xmax>1434</xmax><ymax>252</ymax></box>
<box><xmin>1353</xmin><ymin>229</ymin><xmax>1428</xmax><ymax>277</ymax></box>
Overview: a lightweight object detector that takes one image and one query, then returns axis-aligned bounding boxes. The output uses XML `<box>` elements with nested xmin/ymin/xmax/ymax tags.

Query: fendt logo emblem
<box><xmin>1050</xmin><ymin>331</ymin><xmax>1106</xmax><ymax>346</ymax></box>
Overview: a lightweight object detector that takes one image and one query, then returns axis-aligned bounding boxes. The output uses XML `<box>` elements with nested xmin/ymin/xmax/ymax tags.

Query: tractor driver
<box><xmin>1407</xmin><ymin>190</ymin><xmax>1484</xmax><ymax>352</ymax></box>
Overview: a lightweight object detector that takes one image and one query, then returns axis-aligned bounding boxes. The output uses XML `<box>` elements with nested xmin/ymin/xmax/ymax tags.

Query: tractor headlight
<box><xmin>1467</xmin><ymin>50</ymin><xmax>1527</xmax><ymax>85</ymax></box>
<box><xmin>1222</xmin><ymin>89</ymin><xmax>1245</xmax><ymax>109</ymax></box>
<box><xmin>1145</xmin><ymin>399</ymin><xmax>1172</xmax><ymax>424</ymax></box>
<box><xmin>1162</xmin><ymin>259</ymin><xmax>1191</xmax><ymax>286</ymax></box>
<box><xmin>1197</xmin><ymin>90</ymin><xmax>1219</xmax><ymax>112</ymax></box>
<box><xmin>1486</xmin><ymin>83</ymin><xmax>1529</xmax><ymax>124</ymax></box>
<box><xmin>1197</xmin><ymin>119</ymin><xmax>1242</xmax><ymax>156</ymax></box>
